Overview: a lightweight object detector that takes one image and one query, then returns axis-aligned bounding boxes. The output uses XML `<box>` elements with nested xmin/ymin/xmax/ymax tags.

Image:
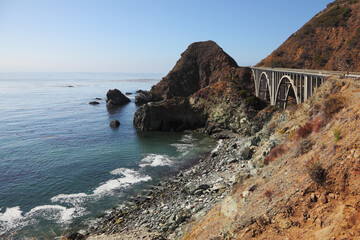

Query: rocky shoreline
<box><xmin>80</xmin><ymin>134</ymin><xmax>253</xmax><ymax>239</ymax></box>
<box><xmin>71</xmin><ymin>108</ymin><xmax>281</xmax><ymax>240</ymax></box>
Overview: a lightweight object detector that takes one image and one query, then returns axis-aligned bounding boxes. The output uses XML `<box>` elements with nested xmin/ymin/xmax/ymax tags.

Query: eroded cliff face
<box><xmin>134</xmin><ymin>41</ymin><xmax>265</xmax><ymax>134</ymax></box>
<box><xmin>257</xmin><ymin>0</ymin><xmax>360</xmax><ymax>71</ymax></box>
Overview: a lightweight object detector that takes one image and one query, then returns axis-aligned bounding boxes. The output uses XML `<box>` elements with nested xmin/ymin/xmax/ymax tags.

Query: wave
<box><xmin>0</xmin><ymin>204</ymin><xmax>80</xmax><ymax>235</ymax></box>
<box><xmin>139</xmin><ymin>154</ymin><xmax>172</xmax><ymax>167</ymax></box>
<box><xmin>94</xmin><ymin>168</ymin><xmax>151</xmax><ymax>194</ymax></box>
<box><xmin>0</xmin><ymin>168</ymin><xmax>151</xmax><ymax>236</ymax></box>
<box><xmin>0</xmin><ymin>206</ymin><xmax>25</xmax><ymax>235</ymax></box>
<box><xmin>170</xmin><ymin>134</ymin><xmax>196</xmax><ymax>157</ymax></box>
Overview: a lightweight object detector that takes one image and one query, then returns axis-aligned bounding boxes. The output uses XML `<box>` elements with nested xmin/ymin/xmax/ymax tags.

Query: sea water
<box><xmin>0</xmin><ymin>73</ymin><xmax>216</xmax><ymax>239</ymax></box>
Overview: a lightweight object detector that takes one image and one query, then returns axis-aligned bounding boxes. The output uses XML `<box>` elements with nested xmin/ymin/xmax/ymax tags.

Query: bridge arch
<box><xmin>274</xmin><ymin>75</ymin><xmax>300</xmax><ymax>109</ymax></box>
<box><xmin>259</xmin><ymin>72</ymin><xmax>271</xmax><ymax>102</ymax></box>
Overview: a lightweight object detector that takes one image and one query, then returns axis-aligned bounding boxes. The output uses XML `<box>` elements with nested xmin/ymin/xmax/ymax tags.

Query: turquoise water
<box><xmin>0</xmin><ymin>73</ymin><xmax>216</xmax><ymax>239</ymax></box>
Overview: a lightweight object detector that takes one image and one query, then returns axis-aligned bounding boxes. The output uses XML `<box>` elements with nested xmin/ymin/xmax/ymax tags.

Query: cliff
<box><xmin>257</xmin><ymin>0</ymin><xmax>360</xmax><ymax>71</ymax></box>
<box><xmin>134</xmin><ymin>40</ymin><xmax>266</xmax><ymax>135</ymax></box>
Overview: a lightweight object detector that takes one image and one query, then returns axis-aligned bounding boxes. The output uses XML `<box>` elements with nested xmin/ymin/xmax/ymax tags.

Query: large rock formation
<box><xmin>150</xmin><ymin>40</ymin><xmax>253</xmax><ymax>100</ymax></box>
<box><xmin>257</xmin><ymin>0</ymin><xmax>360</xmax><ymax>71</ymax></box>
<box><xmin>134</xmin><ymin>41</ymin><xmax>266</xmax><ymax>134</ymax></box>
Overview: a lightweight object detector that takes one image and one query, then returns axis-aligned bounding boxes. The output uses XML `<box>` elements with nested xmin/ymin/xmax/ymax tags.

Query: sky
<box><xmin>0</xmin><ymin>0</ymin><xmax>333</xmax><ymax>73</ymax></box>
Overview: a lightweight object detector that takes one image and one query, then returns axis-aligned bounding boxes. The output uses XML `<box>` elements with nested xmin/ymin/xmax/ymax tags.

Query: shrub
<box><xmin>314</xmin><ymin>53</ymin><xmax>328</xmax><ymax>67</ymax></box>
<box><xmin>314</xmin><ymin>5</ymin><xmax>352</xmax><ymax>27</ymax></box>
<box><xmin>333</xmin><ymin>128</ymin><xmax>342</xmax><ymax>142</ymax></box>
<box><xmin>238</xmin><ymin>89</ymin><xmax>248</xmax><ymax>98</ymax></box>
<box><xmin>264</xmin><ymin>145</ymin><xmax>285</xmax><ymax>165</ymax></box>
<box><xmin>297</xmin><ymin>122</ymin><xmax>313</xmax><ymax>138</ymax></box>
<box><xmin>312</xmin><ymin>115</ymin><xmax>324</xmax><ymax>132</ymax></box>
<box><xmin>264</xmin><ymin>189</ymin><xmax>273</xmax><ymax>202</ymax></box>
<box><xmin>322</xmin><ymin>95</ymin><xmax>346</xmax><ymax>118</ymax></box>
<box><xmin>347</xmin><ymin>27</ymin><xmax>360</xmax><ymax>48</ymax></box>
<box><xmin>308</xmin><ymin>162</ymin><xmax>327</xmax><ymax>185</ymax></box>
<box><xmin>295</xmin><ymin>139</ymin><xmax>314</xmax><ymax>156</ymax></box>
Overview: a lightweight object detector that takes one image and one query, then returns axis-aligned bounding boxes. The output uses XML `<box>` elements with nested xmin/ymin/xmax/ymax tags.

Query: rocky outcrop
<box><xmin>150</xmin><ymin>40</ymin><xmax>254</xmax><ymax>100</ymax></box>
<box><xmin>133</xmin><ymin>41</ymin><xmax>265</xmax><ymax>134</ymax></box>
<box><xmin>135</xmin><ymin>90</ymin><xmax>154</xmax><ymax>105</ymax></box>
<box><xmin>134</xmin><ymin>97</ymin><xmax>205</xmax><ymax>131</ymax></box>
<box><xmin>106</xmin><ymin>89</ymin><xmax>130</xmax><ymax>108</ymax></box>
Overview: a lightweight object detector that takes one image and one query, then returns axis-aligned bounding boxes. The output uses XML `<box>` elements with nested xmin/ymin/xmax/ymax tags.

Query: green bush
<box><xmin>314</xmin><ymin>5</ymin><xmax>352</xmax><ymax>27</ymax></box>
<box><xmin>347</xmin><ymin>27</ymin><xmax>360</xmax><ymax>48</ymax></box>
<box><xmin>333</xmin><ymin>128</ymin><xmax>342</xmax><ymax>142</ymax></box>
<box><xmin>238</xmin><ymin>89</ymin><xmax>248</xmax><ymax>98</ymax></box>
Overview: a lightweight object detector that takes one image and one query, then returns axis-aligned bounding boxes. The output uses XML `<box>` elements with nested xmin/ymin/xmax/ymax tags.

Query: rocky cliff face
<box><xmin>257</xmin><ymin>0</ymin><xmax>360</xmax><ymax>71</ymax></box>
<box><xmin>134</xmin><ymin>41</ymin><xmax>265</xmax><ymax>134</ymax></box>
<box><xmin>150</xmin><ymin>40</ymin><xmax>253</xmax><ymax>100</ymax></box>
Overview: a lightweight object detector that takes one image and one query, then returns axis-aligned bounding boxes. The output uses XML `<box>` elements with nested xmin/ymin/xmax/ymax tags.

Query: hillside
<box><xmin>257</xmin><ymin>0</ymin><xmax>360</xmax><ymax>71</ymax></box>
<box><xmin>179</xmin><ymin>77</ymin><xmax>360</xmax><ymax>239</ymax></box>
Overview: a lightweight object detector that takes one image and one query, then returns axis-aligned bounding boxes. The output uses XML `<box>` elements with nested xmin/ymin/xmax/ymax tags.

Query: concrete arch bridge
<box><xmin>251</xmin><ymin>67</ymin><xmax>360</xmax><ymax>109</ymax></box>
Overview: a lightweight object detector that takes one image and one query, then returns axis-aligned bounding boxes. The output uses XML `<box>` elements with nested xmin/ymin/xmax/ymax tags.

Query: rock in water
<box><xmin>110</xmin><ymin>120</ymin><xmax>120</xmax><ymax>128</ymax></box>
<box><xmin>88</xmin><ymin>101</ymin><xmax>100</xmax><ymax>105</ymax></box>
<box><xmin>106</xmin><ymin>89</ymin><xmax>130</xmax><ymax>108</ymax></box>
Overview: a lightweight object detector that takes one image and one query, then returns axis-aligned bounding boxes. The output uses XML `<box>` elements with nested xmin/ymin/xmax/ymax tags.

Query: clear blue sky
<box><xmin>0</xmin><ymin>0</ymin><xmax>332</xmax><ymax>73</ymax></box>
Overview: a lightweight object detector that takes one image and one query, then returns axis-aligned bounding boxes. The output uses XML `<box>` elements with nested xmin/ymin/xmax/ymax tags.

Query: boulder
<box><xmin>110</xmin><ymin>120</ymin><xmax>120</xmax><ymax>128</ymax></box>
<box><xmin>88</xmin><ymin>101</ymin><xmax>100</xmax><ymax>105</ymax></box>
<box><xmin>106</xmin><ymin>89</ymin><xmax>130</xmax><ymax>108</ymax></box>
<box><xmin>64</xmin><ymin>232</ymin><xmax>85</xmax><ymax>240</ymax></box>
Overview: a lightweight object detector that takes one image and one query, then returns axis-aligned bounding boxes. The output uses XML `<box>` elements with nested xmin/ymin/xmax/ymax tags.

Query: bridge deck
<box><xmin>250</xmin><ymin>67</ymin><xmax>360</xmax><ymax>109</ymax></box>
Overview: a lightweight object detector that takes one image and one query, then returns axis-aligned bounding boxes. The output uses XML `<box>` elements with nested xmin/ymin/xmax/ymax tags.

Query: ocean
<box><xmin>0</xmin><ymin>73</ymin><xmax>216</xmax><ymax>239</ymax></box>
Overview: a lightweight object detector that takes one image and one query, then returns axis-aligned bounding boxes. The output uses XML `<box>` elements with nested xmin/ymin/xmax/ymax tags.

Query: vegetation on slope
<box><xmin>257</xmin><ymin>0</ymin><xmax>360</xmax><ymax>71</ymax></box>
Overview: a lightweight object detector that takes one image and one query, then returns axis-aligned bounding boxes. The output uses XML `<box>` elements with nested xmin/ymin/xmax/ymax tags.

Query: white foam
<box><xmin>180</xmin><ymin>134</ymin><xmax>195</xmax><ymax>143</ymax></box>
<box><xmin>170</xmin><ymin>143</ymin><xmax>195</xmax><ymax>156</ymax></box>
<box><xmin>51</xmin><ymin>192</ymin><xmax>88</xmax><ymax>204</ymax></box>
<box><xmin>0</xmin><ymin>205</ymin><xmax>79</xmax><ymax>235</ymax></box>
<box><xmin>139</xmin><ymin>154</ymin><xmax>172</xmax><ymax>167</ymax></box>
<box><xmin>94</xmin><ymin>168</ymin><xmax>151</xmax><ymax>195</ymax></box>
<box><xmin>211</xmin><ymin>139</ymin><xmax>223</xmax><ymax>153</ymax></box>
<box><xmin>110</xmin><ymin>167</ymin><xmax>137</xmax><ymax>175</ymax></box>
<box><xmin>0</xmin><ymin>206</ymin><xmax>24</xmax><ymax>223</ymax></box>
<box><xmin>26</xmin><ymin>205</ymin><xmax>76</xmax><ymax>223</ymax></box>
<box><xmin>0</xmin><ymin>206</ymin><xmax>26</xmax><ymax>233</ymax></box>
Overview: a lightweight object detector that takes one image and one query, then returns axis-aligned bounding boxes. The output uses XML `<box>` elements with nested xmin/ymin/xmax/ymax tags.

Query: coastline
<box><xmin>77</xmin><ymin>132</ymin><xmax>260</xmax><ymax>240</ymax></box>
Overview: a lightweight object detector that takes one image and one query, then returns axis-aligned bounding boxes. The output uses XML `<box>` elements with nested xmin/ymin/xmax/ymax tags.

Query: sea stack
<box><xmin>133</xmin><ymin>40</ymin><xmax>265</xmax><ymax>134</ymax></box>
